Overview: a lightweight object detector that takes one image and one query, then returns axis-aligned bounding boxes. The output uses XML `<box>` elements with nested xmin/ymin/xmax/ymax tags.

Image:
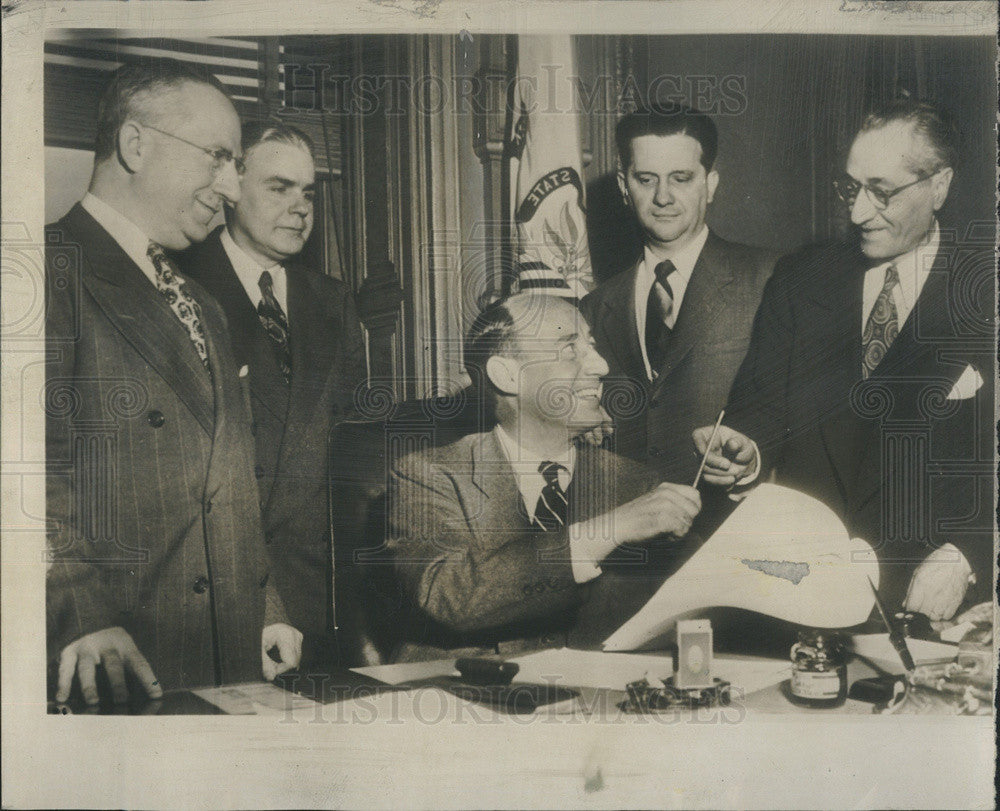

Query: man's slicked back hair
<box><xmin>241</xmin><ymin>120</ymin><xmax>315</xmax><ymax>160</ymax></box>
<box><xmin>615</xmin><ymin>103</ymin><xmax>719</xmax><ymax>171</ymax></box>
<box><xmin>94</xmin><ymin>58</ymin><xmax>231</xmax><ymax>162</ymax></box>
<box><xmin>860</xmin><ymin>98</ymin><xmax>959</xmax><ymax>174</ymax></box>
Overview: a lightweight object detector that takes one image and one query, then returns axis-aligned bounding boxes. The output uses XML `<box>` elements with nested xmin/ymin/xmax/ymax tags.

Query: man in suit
<box><xmin>581</xmin><ymin>105</ymin><xmax>777</xmax><ymax>484</ymax></box>
<box><xmin>695</xmin><ymin>100</ymin><xmax>994</xmax><ymax>618</ymax></box>
<box><xmin>387</xmin><ymin>294</ymin><xmax>702</xmax><ymax>661</ymax></box>
<box><xmin>179</xmin><ymin>123</ymin><xmax>366</xmax><ymax>650</ymax></box>
<box><xmin>46</xmin><ymin>60</ymin><xmax>301</xmax><ymax>706</ymax></box>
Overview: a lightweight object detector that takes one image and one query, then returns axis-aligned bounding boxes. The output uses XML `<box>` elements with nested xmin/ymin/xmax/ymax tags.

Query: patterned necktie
<box><xmin>533</xmin><ymin>461</ymin><xmax>569</xmax><ymax>532</ymax></box>
<box><xmin>257</xmin><ymin>269</ymin><xmax>292</xmax><ymax>384</ymax></box>
<box><xmin>147</xmin><ymin>242</ymin><xmax>209</xmax><ymax>367</ymax></box>
<box><xmin>861</xmin><ymin>264</ymin><xmax>899</xmax><ymax>379</ymax></box>
<box><xmin>645</xmin><ymin>259</ymin><xmax>676</xmax><ymax>375</ymax></box>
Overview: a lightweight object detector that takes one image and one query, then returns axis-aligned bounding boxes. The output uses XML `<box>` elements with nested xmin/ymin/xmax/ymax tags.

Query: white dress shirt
<box><xmin>494</xmin><ymin>426</ymin><xmax>602</xmax><ymax>584</ymax></box>
<box><xmin>633</xmin><ymin>225</ymin><xmax>710</xmax><ymax>381</ymax></box>
<box><xmin>220</xmin><ymin>227</ymin><xmax>289</xmax><ymax>316</ymax></box>
<box><xmin>81</xmin><ymin>193</ymin><xmax>159</xmax><ymax>286</ymax></box>
<box><xmin>861</xmin><ymin>223</ymin><xmax>939</xmax><ymax>336</ymax></box>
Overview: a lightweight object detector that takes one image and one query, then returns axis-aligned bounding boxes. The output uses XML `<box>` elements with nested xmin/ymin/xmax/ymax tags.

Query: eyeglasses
<box><xmin>833</xmin><ymin>171</ymin><xmax>937</xmax><ymax>211</ymax></box>
<box><xmin>140</xmin><ymin>123</ymin><xmax>245</xmax><ymax>175</ymax></box>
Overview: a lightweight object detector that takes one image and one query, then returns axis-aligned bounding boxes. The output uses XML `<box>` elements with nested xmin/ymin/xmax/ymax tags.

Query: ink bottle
<box><xmin>789</xmin><ymin>629</ymin><xmax>848</xmax><ymax>708</ymax></box>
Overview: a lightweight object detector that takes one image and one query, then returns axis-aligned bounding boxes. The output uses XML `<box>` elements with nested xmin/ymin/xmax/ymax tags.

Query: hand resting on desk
<box><xmin>56</xmin><ymin>626</ymin><xmax>162</xmax><ymax>706</ymax></box>
<box><xmin>903</xmin><ymin>544</ymin><xmax>974</xmax><ymax>621</ymax></box>
<box><xmin>262</xmin><ymin>622</ymin><xmax>304</xmax><ymax>681</ymax></box>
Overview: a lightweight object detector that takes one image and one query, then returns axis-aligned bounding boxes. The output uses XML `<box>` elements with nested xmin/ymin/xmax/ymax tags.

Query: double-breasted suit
<box><xmin>581</xmin><ymin>232</ymin><xmax>777</xmax><ymax>484</ymax></box>
<box><xmin>180</xmin><ymin>227</ymin><xmax>367</xmax><ymax>642</ymax></box>
<box><xmin>386</xmin><ymin>430</ymin><xmax>678</xmax><ymax>661</ymax></box>
<box><xmin>726</xmin><ymin>240</ymin><xmax>995</xmax><ymax>607</ymax></box>
<box><xmin>46</xmin><ymin>204</ymin><xmax>281</xmax><ymax>691</ymax></box>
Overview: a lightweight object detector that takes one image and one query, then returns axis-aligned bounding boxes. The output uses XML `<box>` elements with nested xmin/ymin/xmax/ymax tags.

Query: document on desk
<box><xmin>603</xmin><ymin>483</ymin><xmax>881</xmax><ymax>651</ymax></box>
<box><xmin>851</xmin><ymin>634</ymin><xmax>957</xmax><ymax>668</ymax></box>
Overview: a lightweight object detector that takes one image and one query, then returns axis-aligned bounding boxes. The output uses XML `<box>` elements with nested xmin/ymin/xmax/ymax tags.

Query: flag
<box><xmin>508</xmin><ymin>36</ymin><xmax>593</xmax><ymax>299</ymax></box>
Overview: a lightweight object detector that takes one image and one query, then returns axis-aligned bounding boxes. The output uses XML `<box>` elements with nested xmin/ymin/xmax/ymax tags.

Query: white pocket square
<box><xmin>946</xmin><ymin>364</ymin><xmax>983</xmax><ymax>400</ymax></box>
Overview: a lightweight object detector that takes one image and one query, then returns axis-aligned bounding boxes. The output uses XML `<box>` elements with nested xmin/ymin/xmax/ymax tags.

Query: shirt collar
<box><xmin>494</xmin><ymin>425</ymin><xmax>575</xmax><ymax>520</ymax></box>
<box><xmin>220</xmin><ymin>226</ymin><xmax>287</xmax><ymax>308</ymax></box>
<box><xmin>494</xmin><ymin>424</ymin><xmax>575</xmax><ymax>471</ymax></box>
<box><xmin>641</xmin><ymin>224</ymin><xmax>710</xmax><ymax>285</ymax></box>
<box><xmin>868</xmin><ymin>221</ymin><xmax>940</xmax><ymax>311</ymax></box>
<box><xmin>81</xmin><ymin>192</ymin><xmax>158</xmax><ymax>285</ymax></box>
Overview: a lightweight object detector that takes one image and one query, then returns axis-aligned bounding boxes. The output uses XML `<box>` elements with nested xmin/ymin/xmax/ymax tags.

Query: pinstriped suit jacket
<box><xmin>45</xmin><ymin>203</ymin><xmax>282</xmax><ymax>691</ymax></box>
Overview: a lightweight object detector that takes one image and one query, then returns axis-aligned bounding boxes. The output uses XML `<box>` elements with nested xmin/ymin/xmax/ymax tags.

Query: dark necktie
<box><xmin>645</xmin><ymin>259</ymin><xmax>675</xmax><ymax>375</ymax></box>
<box><xmin>147</xmin><ymin>242</ymin><xmax>209</xmax><ymax>367</ymax></box>
<box><xmin>533</xmin><ymin>461</ymin><xmax>569</xmax><ymax>532</ymax></box>
<box><xmin>257</xmin><ymin>269</ymin><xmax>292</xmax><ymax>384</ymax></box>
<box><xmin>861</xmin><ymin>264</ymin><xmax>899</xmax><ymax>379</ymax></box>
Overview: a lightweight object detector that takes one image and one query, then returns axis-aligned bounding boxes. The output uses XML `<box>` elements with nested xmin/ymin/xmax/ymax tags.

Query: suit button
<box><xmin>192</xmin><ymin>576</ymin><xmax>210</xmax><ymax>594</ymax></box>
<box><xmin>255</xmin><ymin>465</ymin><xmax>265</xmax><ymax>479</ymax></box>
<box><xmin>264</xmin><ymin>533</ymin><xmax>273</xmax><ymax>545</ymax></box>
<box><xmin>146</xmin><ymin>410</ymin><xmax>166</xmax><ymax>428</ymax></box>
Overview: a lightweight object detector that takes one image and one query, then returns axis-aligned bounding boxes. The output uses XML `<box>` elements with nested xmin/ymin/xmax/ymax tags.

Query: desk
<box><xmin>35</xmin><ymin>643</ymin><xmax>993</xmax><ymax>809</ymax></box>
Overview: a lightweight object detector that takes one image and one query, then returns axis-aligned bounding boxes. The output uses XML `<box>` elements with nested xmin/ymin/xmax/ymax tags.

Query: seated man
<box><xmin>387</xmin><ymin>293</ymin><xmax>701</xmax><ymax>661</ymax></box>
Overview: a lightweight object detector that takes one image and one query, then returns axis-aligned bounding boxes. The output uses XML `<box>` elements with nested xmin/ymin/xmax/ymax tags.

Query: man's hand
<box><xmin>903</xmin><ymin>543</ymin><xmax>973</xmax><ymax>621</ymax></box>
<box><xmin>610</xmin><ymin>482</ymin><xmax>702</xmax><ymax>544</ymax></box>
<box><xmin>691</xmin><ymin>424</ymin><xmax>758</xmax><ymax>486</ymax></box>
<box><xmin>261</xmin><ymin>623</ymin><xmax>303</xmax><ymax>681</ymax></box>
<box><xmin>579</xmin><ymin>420</ymin><xmax>614</xmax><ymax>447</ymax></box>
<box><xmin>56</xmin><ymin>627</ymin><xmax>161</xmax><ymax>706</ymax></box>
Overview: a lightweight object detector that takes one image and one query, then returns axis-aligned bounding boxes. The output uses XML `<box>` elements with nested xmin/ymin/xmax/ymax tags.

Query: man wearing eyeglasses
<box><xmin>694</xmin><ymin>99</ymin><xmax>993</xmax><ymax>620</ymax></box>
<box><xmin>179</xmin><ymin>123</ymin><xmax>367</xmax><ymax>661</ymax></box>
<box><xmin>46</xmin><ymin>59</ymin><xmax>302</xmax><ymax>708</ymax></box>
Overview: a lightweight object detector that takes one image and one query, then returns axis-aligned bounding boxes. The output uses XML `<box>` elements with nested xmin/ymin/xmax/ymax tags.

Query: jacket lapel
<box><xmin>590</xmin><ymin>262</ymin><xmax>647</xmax><ymax>383</ymax></box>
<box><xmin>66</xmin><ymin>205</ymin><xmax>215</xmax><ymax>436</ymax></box>
<box><xmin>849</xmin><ymin>248</ymin><xmax>957</xmax><ymax>507</ymax></box>
<box><xmin>268</xmin><ymin>269</ymin><xmax>341</xmax><ymax>494</ymax></box>
<box><xmin>651</xmin><ymin>231</ymin><xmax>735</xmax><ymax>395</ymax></box>
<box><xmin>810</xmin><ymin>254</ymin><xmax>868</xmax><ymax>501</ymax></box>
<box><xmin>465</xmin><ymin>431</ymin><xmax>527</xmax><ymax>531</ymax></box>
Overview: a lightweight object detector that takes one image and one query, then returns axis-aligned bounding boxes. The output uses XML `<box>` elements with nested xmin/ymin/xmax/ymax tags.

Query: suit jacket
<box><xmin>581</xmin><ymin>231</ymin><xmax>777</xmax><ymax>483</ymax></box>
<box><xmin>386</xmin><ymin>430</ymin><xmax>680</xmax><ymax>661</ymax></box>
<box><xmin>179</xmin><ymin>228</ymin><xmax>367</xmax><ymax>640</ymax></box>
<box><xmin>45</xmin><ymin>204</ymin><xmax>282</xmax><ymax>691</ymax></box>
<box><xmin>726</xmin><ymin>240</ymin><xmax>995</xmax><ymax>607</ymax></box>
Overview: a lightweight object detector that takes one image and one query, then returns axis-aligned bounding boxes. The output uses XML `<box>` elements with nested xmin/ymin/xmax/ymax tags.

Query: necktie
<box><xmin>533</xmin><ymin>461</ymin><xmax>569</xmax><ymax>532</ymax></box>
<box><xmin>257</xmin><ymin>269</ymin><xmax>292</xmax><ymax>384</ymax></box>
<box><xmin>645</xmin><ymin>259</ymin><xmax>675</xmax><ymax>375</ymax></box>
<box><xmin>861</xmin><ymin>264</ymin><xmax>899</xmax><ymax>379</ymax></box>
<box><xmin>147</xmin><ymin>242</ymin><xmax>209</xmax><ymax>367</ymax></box>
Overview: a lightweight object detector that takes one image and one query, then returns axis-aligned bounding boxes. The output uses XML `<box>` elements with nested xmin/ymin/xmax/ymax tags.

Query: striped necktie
<box><xmin>257</xmin><ymin>269</ymin><xmax>292</xmax><ymax>384</ymax></box>
<box><xmin>147</xmin><ymin>242</ymin><xmax>209</xmax><ymax>367</ymax></box>
<box><xmin>533</xmin><ymin>461</ymin><xmax>569</xmax><ymax>532</ymax></box>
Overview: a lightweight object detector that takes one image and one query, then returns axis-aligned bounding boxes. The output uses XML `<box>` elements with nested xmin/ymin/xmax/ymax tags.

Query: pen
<box><xmin>867</xmin><ymin>576</ymin><xmax>916</xmax><ymax>673</ymax></box>
<box><xmin>692</xmin><ymin>409</ymin><xmax>725</xmax><ymax>488</ymax></box>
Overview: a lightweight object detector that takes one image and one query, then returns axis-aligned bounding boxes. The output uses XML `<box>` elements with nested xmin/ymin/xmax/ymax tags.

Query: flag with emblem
<box><xmin>508</xmin><ymin>36</ymin><xmax>593</xmax><ymax>299</ymax></box>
